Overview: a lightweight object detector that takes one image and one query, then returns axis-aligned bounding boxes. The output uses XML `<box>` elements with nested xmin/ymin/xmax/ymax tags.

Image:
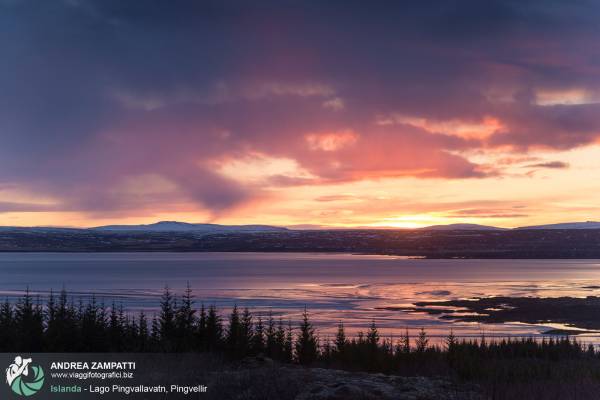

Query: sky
<box><xmin>2</xmin><ymin>0</ymin><xmax>600</xmax><ymax>228</ymax></box>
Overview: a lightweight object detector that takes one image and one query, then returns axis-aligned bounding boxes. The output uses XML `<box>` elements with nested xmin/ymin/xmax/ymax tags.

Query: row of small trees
<box><xmin>0</xmin><ymin>285</ymin><xmax>326</xmax><ymax>361</ymax></box>
<box><xmin>1</xmin><ymin>286</ymin><xmax>599</xmax><ymax>378</ymax></box>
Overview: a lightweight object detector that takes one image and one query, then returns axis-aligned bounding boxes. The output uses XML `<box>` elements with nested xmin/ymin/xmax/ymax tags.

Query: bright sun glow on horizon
<box><xmin>364</xmin><ymin>214</ymin><xmax>448</xmax><ymax>229</ymax></box>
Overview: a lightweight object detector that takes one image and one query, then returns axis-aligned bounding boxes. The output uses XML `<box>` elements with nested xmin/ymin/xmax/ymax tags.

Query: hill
<box><xmin>517</xmin><ymin>221</ymin><xmax>600</xmax><ymax>230</ymax></box>
<box><xmin>420</xmin><ymin>223</ymin><xmax>506</xmax><ymax>231</ymax></box>
<box><xmin>91</xmin><ymin>221</ymin><xmax>287</xmax><ymax>233</ymax></box>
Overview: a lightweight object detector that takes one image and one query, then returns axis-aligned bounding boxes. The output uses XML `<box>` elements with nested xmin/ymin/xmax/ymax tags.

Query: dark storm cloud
<box><xmin>1</xmin><ymin>0</ymin><xmax>599</xmax><ymax>215</ymax></box>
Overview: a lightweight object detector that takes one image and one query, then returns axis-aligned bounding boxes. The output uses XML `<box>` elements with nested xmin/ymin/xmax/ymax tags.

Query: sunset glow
<box><xmin>2</xmin><ymin>1</ymin><xmax>600</xmax><ymax>229</ymax></box>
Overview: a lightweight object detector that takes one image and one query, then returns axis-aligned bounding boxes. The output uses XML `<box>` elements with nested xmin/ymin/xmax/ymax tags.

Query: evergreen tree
<box><xmin>97</xmin><ymin>300</ymin><xmax>108</xmax><ymax>350</ymax></box>
<box><xmin>206</xmin><ymin>305</ymin><xmax>223</xmax><ymax>351</ymax></box>
<box><xmin>252</xmin><ymin>316</ymin><xmax>265</xmax><ymax>354</ymax></box>
<box><xmin>175</xmin><ymin>282</ymin><xmax>196</xmax><ymax>351</ymax></box>
<box><xmin>197</xmin><ymin>303</ymin><xmax>207</xmax><ymax>351</ymax></box>
<box><xmin>0</xmin><ymin>298</ymin><xmax>15</xmax><ymax>352</ymax></box>
<box><xmin>159</xmin><ymin>286</ymin><xmax>176</xmax><ymax>350</ymax></box>
<box><xmin>137</xmin><ymin>311</ymin><xmax>149</xmax><ymax>352</ymax></box>
<box><xmin>398</xmin><ymin>328</ymin><xmax>410</xmax><ymax>354</ymax></box>
<box><xmin>118</xmin><ymin>303</ymin><xmax>127</xmax><ymax>331</ymax></box>
<box><xmin>150</xmin><ymin>314</ymin><xmax>160</xmax><ymax>349</ymax></box>
<box><xmin>284</xmin><ymin>320</ymin><xmax>294</xmax><ymax>363</ymax></box>
<box><xmin>46</xmin><ymin>290</ymin><xmax>56</xmax><ymax>326</ymax></box>
<box><xmin>367</xmin><ymin>321</ymin><xmax>379</xmax><ymax>350</ymax></box>
<box><xmin>81</xmin><ymin>295</ymin><xmax>106</xmax><ymax>352</ymax></box>
<box><xmin>321</xmin><ymin>336</ymin><xmax>333</xmax><ymax>359</ymax></box>
<box><xmin>240</xmin><ymin>307</ymin><xmax>253</xmax><ymax>356</ymax></box>
<box><xmin>335</xmin><ymin>321</ymin><xmax>347</xmax><ymax>353</ymax></box>
<box><xmin>226</xmin><ymin>305</ymin><xmax>241</xmax><ymax>356</ymax></box>
<box><xmin>108</xmin><ymin>302</ymin><xmax>124</xmax><ymax>351</ymax></box>
<box><xmin>357</xmin><ymin>331</ymin><xmax>365</xmax><ymax>345</ymax></box>
<box><xmin>382</xmin><ymin>336</ymin><xmax>393</xmax><ymax>357</ymax></box>
<box><xmin>265</xmin><ymin>311</ymin><xmax>277</xmax><ymax>358</ymax></box>
<box><xmin>445</xmin><ymin>329</ymin><xmax>457</xmax><ymax>351</ymax></box>
<box><xmin>125</xmin><ymin>315</ymin><xmax>138</xmax><ymax>352</ymax></box>
<box><xmin>295</xmin><ymin>308</ymin><xmax>318</xmax><ymax>365</ymax></box>
<box><xmin>415</xmin><ymin>327</ymin><xmax>429</xmax><ymax>353</ymax></box>
<box><xmin>275</xmin><ymin>317</ymin><xmax>287</xmax><ymax>361</ymax></box>
<box><xmin>46</xmin><ymin>288</ymin><xmax>74</xmax><ymax>351</ymax></box>
<box><xmin>587</xmin><ymin>343</ymin><xmax>595</xmax><ymax>356</ymax></box>
<box><xmin>33</xmin><ymin>296</ymin><xmax>45</xmax><ymax>348</ymax></box>
<box><xmin>66</xmin><ymin>292</ymin><xmax>79</xmax><ymax>350</ymax></box>
<box><xmin>14</xmin><ymin>289</ymin><xmax>43</xmax><ymax>352</ymax></box>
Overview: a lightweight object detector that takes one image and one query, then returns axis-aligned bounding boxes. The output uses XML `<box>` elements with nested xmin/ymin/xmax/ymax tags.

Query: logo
<box><xmin>5</xmin><ymin>356</ymin><xmax>45</xmax><ymax>396</ymax></box>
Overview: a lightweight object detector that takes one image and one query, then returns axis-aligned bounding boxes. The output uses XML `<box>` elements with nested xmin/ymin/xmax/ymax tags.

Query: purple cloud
<box><xmin>0</xmin><ymin>0</ymin><xmax>598</xmax><ymax>217</ymax></box>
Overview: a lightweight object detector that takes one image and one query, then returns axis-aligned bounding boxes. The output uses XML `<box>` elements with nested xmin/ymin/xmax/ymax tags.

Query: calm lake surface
<box><xmin>2</xmin><ymin>252</ymin><xmax>600</xmax><ymax>341</ymax></box>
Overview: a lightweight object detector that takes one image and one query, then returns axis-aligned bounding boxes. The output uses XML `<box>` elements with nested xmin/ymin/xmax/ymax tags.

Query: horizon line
<box><xmin>2</xmin><ymin>220</ymin><xmax>600</xmax><ymax>231</ymax></box>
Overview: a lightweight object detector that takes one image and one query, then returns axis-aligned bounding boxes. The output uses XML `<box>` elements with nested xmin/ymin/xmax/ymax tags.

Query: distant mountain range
<box><xmin>515</xmin><ymin>221</ymin><xmax>600</xmax><ymax>230</ymax></box>
<box><xmin>1</xmin><ymin>220</ymin><xmax>600</xmax><ymax>233</ymax></box>
<box><xmin>420</xmin><ymin>223</ymin><xmax>507</xmax><ymax>231</ymax></box>
<box><xmin>91</xmin><ymin>221</ymin><xmax>288</xmax><ymax>233</ymax></box>
<box><xmin>419</xmin><ymin>221</ymin><xmax>600</xmax><ymax>231</ymax></box>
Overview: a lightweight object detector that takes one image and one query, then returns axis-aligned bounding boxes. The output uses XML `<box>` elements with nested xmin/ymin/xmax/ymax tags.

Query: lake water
<box><xmin>2</xmin><ymin>252</ymin><xmax>600</xmax><ymax>342</ymax></box>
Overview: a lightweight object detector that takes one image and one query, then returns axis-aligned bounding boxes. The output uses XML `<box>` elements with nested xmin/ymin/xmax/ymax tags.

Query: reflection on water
<box><xmin>2</xmin><ymin>252</ymin><xmax>600</xmax><ymax>342</ymax></box>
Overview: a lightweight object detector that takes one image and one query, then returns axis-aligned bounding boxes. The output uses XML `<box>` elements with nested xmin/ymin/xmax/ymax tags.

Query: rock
<box><xmin>290</xmin><ymin>368</ymin><xmax>480</xmax><ymax>400</ymax></box>
<box><xmin>206</xmin><ymin>362</ymin><xmax>480</xmax><ymax>400</ymax></box>
<box><xmin>237</xmin><ymin>355</ymin><xmax>275</xmax><ymax>369</ymax></box>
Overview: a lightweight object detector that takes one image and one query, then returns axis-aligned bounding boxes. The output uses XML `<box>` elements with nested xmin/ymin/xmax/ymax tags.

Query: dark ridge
<box><xmin>3</xmin><ymin>228</ymin><xmax>600</xmax><ymax>258</ymax></box>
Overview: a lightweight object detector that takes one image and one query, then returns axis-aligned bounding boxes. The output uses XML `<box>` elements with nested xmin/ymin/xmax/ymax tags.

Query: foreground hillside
<box><xmin>208</xmin><ymin>358</ymin><xmax>480</xmax><ymax>400</ymax></box>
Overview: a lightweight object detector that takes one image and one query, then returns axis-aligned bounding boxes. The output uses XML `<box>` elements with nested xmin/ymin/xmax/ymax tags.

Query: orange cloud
<box><xmin>377</xmin><ymin>114</ymin><xmax>503</xmax><ymax>140</ymax></box>
<box><xmin>305</xmin><ymin>130</ymin><xmax>358</xmax><ymax>151</ymax></box>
